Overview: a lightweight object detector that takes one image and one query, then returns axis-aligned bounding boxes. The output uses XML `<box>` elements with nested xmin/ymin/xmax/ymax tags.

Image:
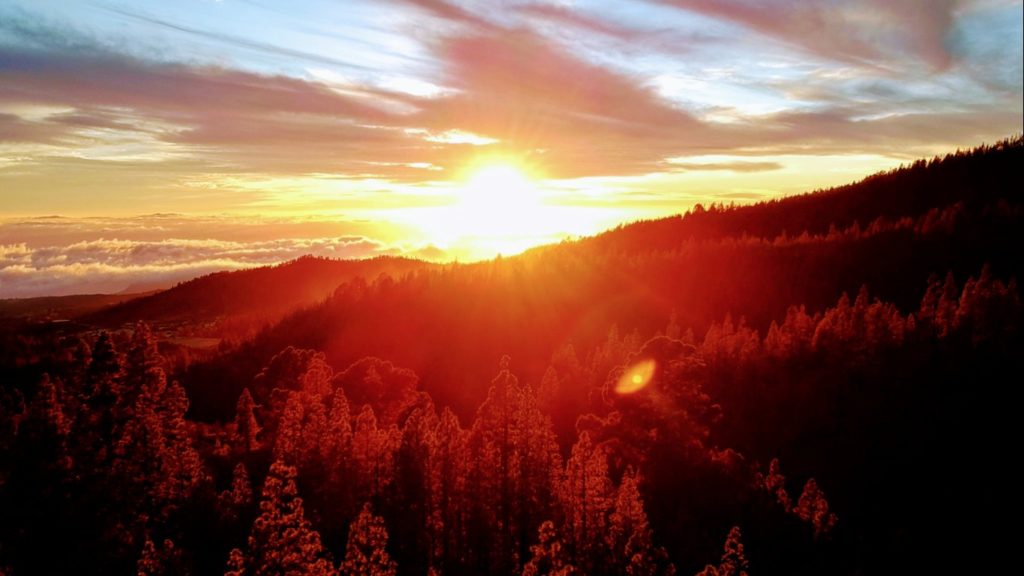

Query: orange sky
<box><xmin>1</xmin><ymin>0</ymin><xmax>1021</xmax><ymax>296</ymax></box>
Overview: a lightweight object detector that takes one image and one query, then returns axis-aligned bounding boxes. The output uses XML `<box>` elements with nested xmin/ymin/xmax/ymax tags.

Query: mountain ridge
<box><xmin>181</xmin><ymin>136</ymin><xmax>1024</xmax><ymax>422</ymax></box>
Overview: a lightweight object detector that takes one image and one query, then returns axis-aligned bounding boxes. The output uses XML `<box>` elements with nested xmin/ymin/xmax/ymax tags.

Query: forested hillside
<box><xmin>87</xmin><ymin>255</ymin><xmax>431</xmax><ymax>332</ymax></box>
<box><xmin>1</xmin><ymin>137</ymin><xmax>1021</xmax><ymax>575</ymax></box>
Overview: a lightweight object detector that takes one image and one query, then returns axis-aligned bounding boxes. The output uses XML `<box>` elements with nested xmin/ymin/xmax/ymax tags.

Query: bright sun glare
<box><xmin>455</xmin><ymin>163</ymin><xmax>543</xmax><ymax>223</ymax></box>
<box><xmin>435</xmin><ymin>161</ymin><xmax>548</xmax><ymax>252</ymax></box>
<box><xmin>400</xmin><ymin>158</ymin><xmax>628</xmax><ymax>261</ymax></box>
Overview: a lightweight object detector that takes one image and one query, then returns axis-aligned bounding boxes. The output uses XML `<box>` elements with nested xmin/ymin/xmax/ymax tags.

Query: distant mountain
<box><xmin>86</xmin><ymin>255</ymin><xmax>432</xmax><ymax>330</ymax></box>
<box><xmin>117</xmin><ymin>281</ymin><xmax>174</xmax><ymax>295</ymax></box>
<box><xmin>0</xmin><ymin>292</ymin><xmax>157</xmax><ymax>323</ymax></box>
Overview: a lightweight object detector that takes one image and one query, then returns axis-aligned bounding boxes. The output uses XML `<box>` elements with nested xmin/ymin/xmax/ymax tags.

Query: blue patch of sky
<box><xmin>947</xmin><ymin>2</ymin><xmax>1023</xmax><ymax>94</ymax></box>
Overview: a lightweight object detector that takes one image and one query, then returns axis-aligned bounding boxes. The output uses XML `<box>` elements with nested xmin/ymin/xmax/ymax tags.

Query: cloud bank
<box><xmin>0</xmin><ymin>215</ymin><xmax>417</xmax><ymax>298</ymax></box>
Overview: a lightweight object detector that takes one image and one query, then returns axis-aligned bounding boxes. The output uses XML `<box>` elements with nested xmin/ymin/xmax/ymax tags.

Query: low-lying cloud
<box><xmin>0</xmin><ymin>215</ymin><xmax>420</xmax><ymax>298</ymax></box>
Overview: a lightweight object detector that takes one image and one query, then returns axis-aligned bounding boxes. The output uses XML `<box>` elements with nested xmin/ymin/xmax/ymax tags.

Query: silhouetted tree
<box><xmin>341</xmin><ymin>503</ymin><xmax>397</xmax><ymax>576</ymax></box>
<box><xmin>233</xmin><ymin>388</ymin><xmax>261</xmax><ymax>454</ymax></box>
<box><xmin>696</xmin><ymin>527</ymin><xmax>747</xmax><ymax>576</ymax></box>
<box><xmin>560</xmin><ymin>431</ymin><xmax>612</xmax><ymax>574</ymax></box>
<box><xmin>794</xmin><ymin>479</ymin><xmax>837</xmax><ymax>539</ymax></box>
<box><xmin>522</xmin><ymin>521</ymin><xmax>576</xmax><ymax>576</ymax></box>
<box><xmin>607</xmin><ymin>471</ymin><xmax>674</xmax><ymax>576</ymax></box>
<box><xmin>242</xmin><ymin>461</ymin><xmax>333</xmax><ymax>575</ymax></box>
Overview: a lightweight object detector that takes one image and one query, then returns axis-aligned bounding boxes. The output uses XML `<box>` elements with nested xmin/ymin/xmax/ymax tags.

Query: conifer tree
<box><xmin>244</xmin><ymin>461</ymin><xmax>334</xmax><ymax>575</ymax></box>
<box><xmin>469</xmin><ymin>356</ymin><xmax>562</xmax><ymax>573</ymax></box>
<box><xmin>430</xmin><ymin>407</ymin><xmax>467</xmax><ymax>573</ymax></box>
<box><xmin>794</xmin><ymin>479</ymin><xmax>837</xmax><ymax>538</ymax></box>
<box><xmin>560</xmin><ymin>432</ymin><xmax>612</xmax><ymax>574</ymax></box>
<box><xmin>608</xmin><ymin>472</ymin><xmax>652</xmax><ymax>576</ymax></box>
<box><xmin>137</xmin><ymin>538</ymin><xmax>181</xmax><ymax>576</ymax></box>
<box><xmin>224</xmin><ymin>548</ymin><xmax>246</xmax><ymax>576</ymax></box>
<box><xmin>761</xmin><ymin>458</ymin><xmax>791</xmax><ymax>511</ymax></box>
<box><xmin>233</xmin><ymin>388</ymin><xmax>261</xmax><ymax>453</ymax></box>
<box><xmin>220</xmin><ymin>462</ymin><xmax>254</xmax><ymax>526</ymax></box>
<box><xmin>341</xmin><ymin>503</ymin><xmax>397</xmax><ymax>576</ymax></box>
<box><xmin>393</xmin><ymin>404</ymin><xmax>438</xmax><ymax>570</ymax></box>
<box><xmin>320</xmin><ymin>388</ymin><xmax>356</xmax><ymax>532</ymax></box>
<box><xmin>522</xmin><ymin>521</ymin><xmax>576</xmax><ymax>576</ymax></box>
<box><xmin>351</xmin><ymin>405</ymin><xmax>397</xmax><ymax>504</ymax></box>
<box><xmin>84</xmin><ymin>331</ymin><xmax>125</xmax><ymax>453</ymax></box>
<box><xmin>696</xmin><ymin>527</ymin><xmax>747</xmax><ymax>576</ymax></box>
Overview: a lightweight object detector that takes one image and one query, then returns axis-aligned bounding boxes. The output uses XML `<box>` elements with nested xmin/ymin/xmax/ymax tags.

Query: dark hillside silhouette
<box><xmin>184</xmin><ymin>137</ymin><xmax>1024</xmax><ymax>420</ymax></box>
<box><xmin>1</xmin><ymin>137</ymin><xmax>1022</xmax><ymax>575</ymax></box>
<box><xmin>580</xmin><ymin>136</ymin><xmax>1023</xmax><ymax>250</ymax></box>
<box><xmin>86</xmin><ymin>255</ymin><xmax>431</xmax><ymax>331</ymax></box>
<box><xmin>0</xmin><ymin>292</ymin><xmax>157</xmax><ymax>326</ymax></box>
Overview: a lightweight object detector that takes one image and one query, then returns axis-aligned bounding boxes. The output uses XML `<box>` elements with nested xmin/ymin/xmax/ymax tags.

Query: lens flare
<box><xmin>615</xmin><ymin>359</ymin><xmax>656</xmax><ymax>394</ymax></box>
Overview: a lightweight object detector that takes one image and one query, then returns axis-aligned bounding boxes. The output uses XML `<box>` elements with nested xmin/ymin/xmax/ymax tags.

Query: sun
<box><xmin>396</xmin><ymin>157</ymin><xmax>626</xmax><ymax>260</ymax></box>
<box><xmin>455</xmin><ymin>163</ymin><xmax>543</xmax><ymax>217</ymax></box>
<box><xmin>442</xmin><ymin>161</ymin><xmax>547</xmax><ymax>244</ymax></box>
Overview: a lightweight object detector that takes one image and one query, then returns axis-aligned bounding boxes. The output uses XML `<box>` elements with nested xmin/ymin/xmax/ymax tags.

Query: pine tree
<box><xmin>225</xmin><ymin>548</ymin><xmax>246</xmax><ymax>576</ymax></box>
<box><xmin>430</xmin><ymin>407</ymin><xmax>467</xmax><ymax>573</ymax></box>
<box><xmin>274</xmin><ymin>391</ymin><xmax>305</xmax><ymax>467</ymax></box>
<box><xmin>608</xmin><ymin>472</ymin><xmax>655</xmax><ymax>576</ymax></box>
<box><xmin>341</xmin><ymin>503</ymin><xmax>397</xmax><ymax>576</ymax></box>
<box><xmin>271</xmin><ymin>389</ymin><xmax>328</xmax><ymax>481</ymax></box>
<box><xmin>124</xmin><ymin>323</ymin><xmax>163</xmax><ymax>403</ymax></box>
<box><xmin>794</xmin><ymin>479</ymin><xmax>837</xmax><ymax>538</ymax></box>
<box><xmin>154</xmin><ymin>378</ymin><xmax>204</xmax><ymax>508</ymax></box>
<box><xmin>513</xmin><ymin>381</ymin><xmax>562</xmax><ymax>564</ymax></box>
<box><xmin>696</xmin><ymin>527</ymin><xmax>747</xmax><ymax>576</ymax></box>
<box><xmin>84</xmin><ymin>331</ymin><xmax>125</xmax><ymax>455</ymax></box>
<box><xmin>393</xmin><ymin>404</ymin><xmax>438</xmax><ymax>570</ymax></box>
<box><xmin>320</xmin><ymin>387</ymin><xmax>355</xmax><ymax>519</ymax></box>
<box><xmin>560</xmin><ymin>432</ymin><xmax>612</xmax><ymax>574</ymax></box>
<box><xmin>935</xmin><ymin>272</ymin><xmax>960</xmax><ymax>338</ymax></box>
<box><xmin>220</xmin><ymin>462</ymin><xmax>254</xmax><ymax>525</ymax></box>
<box><xmin>323</xmin><ymin>389</ymin><xmax>353</xmax><ymax>474</ymax></box>
<box><xmin>65</xmin><ymin>337</ymin><xmax>92</xmax><ymax>408</ymax></box>
<box><xmin>761</xmin><ymin>458</ymin><xmax>791</xmax><ymax>511</ymax></box>
<box><xmin>26</xmin><ymin>374</ymin><xmax>72</xmax><ymax>446</ymax></box>
<box><xmin>86</xmin><ymin>331</ymin><xmax>124</xmax><ymax>404</ymax></box>
<box><xmin>244</xmin><ymin>461</ymin><xmax>334</xmax><ymax>575</ymax></box>
<box><xmin>110</xmin><ymin>366</ymin><xmax>203</xmax><ymax>534</ymax></box>
<box><xmin>351</xmin><ymin>405</ymin><xmax>397</xmax><ymax>504</ymax></box>
<box><xmin>233</xmin><ymin>388</ymin><xmax>261</xmax><ymax>454</ymax></box>
<box><xmin>300</xmin><ymin>355</ymin><xmax>334</xmax><ymax>399</ymax></box>
<box><xmin>468</xmin><ymin>356</ymin><xmax>562</xmax><ymax>573</ymax></box>
<box><xmin>522</xmin><ymin>521</ymin><xmax>576</xmax><ymax>576</ymax></box>
<box><xmin>137</xmin><ymin>538</ymin><xmax>180</xmax><ymax>576</ymax></box>
<box><xmin>538</xmin><ymin>367</ymin><xmax>561</xmax><ymax>414</ymax></box>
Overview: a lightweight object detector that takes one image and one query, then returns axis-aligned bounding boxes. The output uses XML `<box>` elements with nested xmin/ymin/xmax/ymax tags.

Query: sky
<box><xmin>1</xmin><ymin>0</ymin><xmax>1021</xmax><ymax>297</ymax></box>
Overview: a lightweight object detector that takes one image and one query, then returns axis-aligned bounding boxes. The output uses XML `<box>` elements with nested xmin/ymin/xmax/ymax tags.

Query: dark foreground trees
<box><xmin>1</xmin><ymin>262</ymin><xmax>1018</xmax><ymax>574</ymax></box>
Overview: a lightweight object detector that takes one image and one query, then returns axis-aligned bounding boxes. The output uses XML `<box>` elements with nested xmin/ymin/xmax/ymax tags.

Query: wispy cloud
<box><xmin>1</xmin><ymin>1</ymin><xmax>1018</xmax><ymax>188</ymax></box>
<box><xmin>0</xmin><ymin>0</ymin><xmax>1019</xmax><ymax>291</ymax></box>
<box><xmin>653</xmin><ymin>0</ymin><xmax>960</xmax><ymax>70</ymax></box>
<box><xmin>666</xmin><ymin>160</ymin><xmax>783</xmax><ymax>173</ymax></box>
<box><xmin>98</xmin><ymin>4</ymin><xmax>387</xmax><ymax>73</ymax></box>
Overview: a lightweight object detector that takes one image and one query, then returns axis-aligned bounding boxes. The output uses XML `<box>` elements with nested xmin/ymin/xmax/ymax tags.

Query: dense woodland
<box><xmin>1</xmin><ymin>137</ymin><xmax>1022</xmax><ymax>575</ymax></box>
